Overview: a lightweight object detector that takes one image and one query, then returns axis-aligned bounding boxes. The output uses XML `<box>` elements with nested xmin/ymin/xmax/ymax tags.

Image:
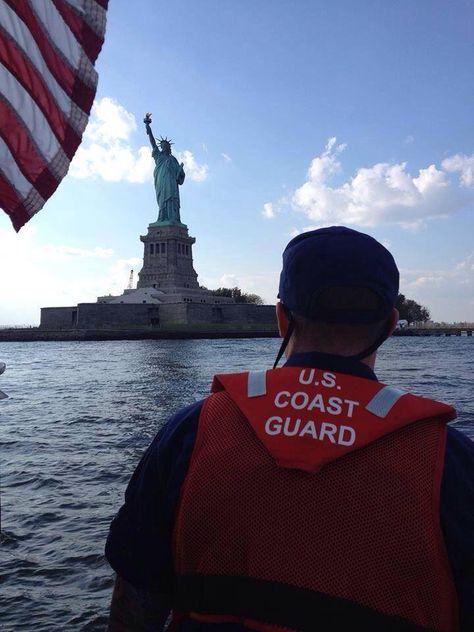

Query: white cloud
<box><xmin>176</xmin><ymin>150</ymin><xmax>209</xmax><ymax>182</ymax></box>
<box><xmin>262</xmin><ymin>202</ymin><xmax>275</xmax><ymax>219</ymax></box>
<box><xmin>84</xmin><ymin>97</ymin><xmax>136</xmax><ymax>143</ymax></box>
<box><xmin>70</xmin><ymin>97</ymin><xmax>153</xmax><ymax>183</ymax></box>
<box><xmin>219</xmin><ymin>274</ymin><xmax>239</xmax><ymax>287</ymax></box>
<box><xmin>102</xmin><ymin>257</ymin><xmax>143</xmax><ymax>295</ymax></box>
<box><xmin>221</xmin><ymin>152</ymin><xmax>232</xmax><ymax>162</ymax></box>
<box><xmin>404</xmin><ymin>135</ymin><xmax>415</xmax><ymax>144</ymax></box>
<box><xmin>71</xmin><ymin>142</ymin><xmax>153</xmax><ymax>182</ymax></box>
<box><xmin>289</xmin><ymin>224</ymin><xmax>324</xmax><ymax>237</ymax></box>
<box><xmin>0</xmin><ymin>226</ymin><xmax>140</xmax><ymax>326</ymax></box>
<box><xmin>199</xmin><ymin>272</ymin><xmax>277</xmax><ymax>305</ymax></box>
<box><xmin>70</xmin><ymin>97</ymin><xmax>208</xmax><ymax>184</ymax></box>
<box><xmin>291</xmin><ymin>138</ymin><xmax>471</xmax><ymax>229</ymax></box>
<box><xmin>442</xmin><ymin>152</ymin><xmax>474</xmax><ymax>187</ymax></box>
<box><xmin>401</xmin><ymin>254</ymin><xmax>474</xmax><ymax>322</ymax></box>
<box><xmin>306</xmin><ymin>137</ymin><xmax>347</xmax><ymax>186</ymax></box>
<box><xmin>39</xmin><ymin>245</ymin><xmax>114</xmax><ymax>258</ymax></box>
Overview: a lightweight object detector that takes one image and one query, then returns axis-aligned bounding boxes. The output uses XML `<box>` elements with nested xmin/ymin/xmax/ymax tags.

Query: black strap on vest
<box><xmin>273</xmin><ymin>310</ymin><xmax>294</xmax><ymax>369</ymax></box>
<box><xmin>348</xmin><ymin>320</ymin><xmax>392</xmax><ymax>361</ymax></box>
<box><xmin>174</xmin><ymin>573</ymin><xmax>434</xmax><ymax>632</ymax></box>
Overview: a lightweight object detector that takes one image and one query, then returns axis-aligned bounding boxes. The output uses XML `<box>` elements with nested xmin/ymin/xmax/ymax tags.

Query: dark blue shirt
<box><xmin>106</xmin><ymin>352</ymin><xmax>474</xmax><ymax>630</ymax></box>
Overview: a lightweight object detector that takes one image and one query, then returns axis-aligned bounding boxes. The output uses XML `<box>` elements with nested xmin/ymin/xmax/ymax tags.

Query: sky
<box><xmin>1</xmin><ymin>0</ymin><xmax>474</xmax><ymax>325</ymax></box>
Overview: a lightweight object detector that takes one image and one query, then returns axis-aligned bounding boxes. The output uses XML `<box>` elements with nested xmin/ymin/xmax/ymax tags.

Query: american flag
<box><xmin>0</xmin><ymin>0</ymin><xmax>108</xmax><ymax>231</ymax></box>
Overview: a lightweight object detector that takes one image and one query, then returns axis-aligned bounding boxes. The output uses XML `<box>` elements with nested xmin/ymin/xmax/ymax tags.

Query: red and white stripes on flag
<box><xmin>0</xmin><ymin>0</ymin><xmax>108</xmax><ymax>231</ymax></box>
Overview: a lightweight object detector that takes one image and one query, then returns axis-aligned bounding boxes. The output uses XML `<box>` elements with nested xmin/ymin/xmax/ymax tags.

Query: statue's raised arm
<box><xmin>144</xmin><ymin>113</ymin><xmax>157</xmax><ymax>151</ymax></box>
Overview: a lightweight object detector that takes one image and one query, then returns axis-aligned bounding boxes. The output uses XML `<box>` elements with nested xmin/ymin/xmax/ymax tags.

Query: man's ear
<box><xmin>387</xmin><ymin>307</ymin><xmax>400</xmax><ymax>337</ymax></box>
<box><xmin>276</xmin><ymin>302</ymin><xmax>290</xmax><ymax>338</ymax></box>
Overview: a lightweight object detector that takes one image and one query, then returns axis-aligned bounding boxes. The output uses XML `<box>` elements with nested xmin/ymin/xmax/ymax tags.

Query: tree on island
<box><xmin>396</xmin><ymin>293</ymin><xmax>430</xmax><ymax>325</ymax></box>
<box><xmin>210</xmin><ymin>286</ymin><xmax>264</xmax><ymax>305</ymax></box>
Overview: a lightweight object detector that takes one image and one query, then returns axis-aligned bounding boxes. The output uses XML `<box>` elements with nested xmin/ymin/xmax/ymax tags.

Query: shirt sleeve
<box><xmin>105</xmin><ymin>399</ymin><xmax>204</xmax><ymax>591</ymax></box>
<box><xmin>440</xmin><ymin>426</ymin><xmax>474</xmax><ymax>631</ymax></box>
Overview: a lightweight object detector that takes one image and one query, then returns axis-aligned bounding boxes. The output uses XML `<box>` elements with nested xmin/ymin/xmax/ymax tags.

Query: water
<box><xmin>1</xmin><ymin>337</ymin><xmax>473</xmax><ymax>630</ymax></box>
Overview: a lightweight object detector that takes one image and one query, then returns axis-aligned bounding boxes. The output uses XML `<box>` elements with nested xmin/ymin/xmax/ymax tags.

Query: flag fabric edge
<box><xmin>0</xmin><ymin>0</ymin><xmax>109</xmax><ymax>232</ymax></box>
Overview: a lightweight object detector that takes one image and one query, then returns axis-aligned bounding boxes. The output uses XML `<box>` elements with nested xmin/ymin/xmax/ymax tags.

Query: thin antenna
<box><xmin>127</xmin><ymin>269</ymin><xmax>134</xmax><ymax>290</ymax></box>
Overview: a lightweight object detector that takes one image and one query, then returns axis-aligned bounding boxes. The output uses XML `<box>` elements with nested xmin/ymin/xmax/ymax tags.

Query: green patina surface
<box><xmin>144</xmin><ymin>113</ymin><xmax>186</xmax><ymax>225</ymax></box>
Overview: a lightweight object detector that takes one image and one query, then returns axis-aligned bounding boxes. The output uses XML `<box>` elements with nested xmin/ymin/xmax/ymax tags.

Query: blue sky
<box><xmin>1</xmin><ymin>0</ymin><xmax>473</xmax><ymax>324</ymax></box>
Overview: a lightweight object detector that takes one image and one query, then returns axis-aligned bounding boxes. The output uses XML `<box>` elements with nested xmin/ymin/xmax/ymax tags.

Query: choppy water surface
<box><xmin>1</xmin><ymin>337</ymin><xmax>473</xmax><ymax>630</ymax></box>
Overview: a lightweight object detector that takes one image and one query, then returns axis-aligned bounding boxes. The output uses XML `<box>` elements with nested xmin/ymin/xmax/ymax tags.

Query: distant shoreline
<box><xmin>0</xmin><ymin>326</ymin><xmax>472</xmax><ymax>342</ymax></box>
<box><xmin>0</xmin><ymin>326</ymin><xmax>279</xmax><ymax>342</ymax></box>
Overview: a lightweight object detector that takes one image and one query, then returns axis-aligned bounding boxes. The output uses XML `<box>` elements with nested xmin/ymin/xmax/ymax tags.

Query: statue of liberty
<box><xmin>144</xmin><ymin>113</ymin><xmax>185</xmax><ymax>224</ymax></box>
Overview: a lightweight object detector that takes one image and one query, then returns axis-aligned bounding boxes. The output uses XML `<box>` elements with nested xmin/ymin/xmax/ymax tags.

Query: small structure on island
<box><xmin>40</xmin><ymin>115</ymin><xmax>275</xmax><ymax>332</ymax></box>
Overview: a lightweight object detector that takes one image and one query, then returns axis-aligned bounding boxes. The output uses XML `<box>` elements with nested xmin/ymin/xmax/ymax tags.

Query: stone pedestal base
<box><xmin>137</xmin><ymin>223</ymin><xmax>200</xmax><ymax>291</ymax></box>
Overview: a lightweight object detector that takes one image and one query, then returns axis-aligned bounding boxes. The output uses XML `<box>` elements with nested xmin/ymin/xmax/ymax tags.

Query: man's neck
<box><xmin>286</xmin><ymin>342</ymin><xmax>377</xmax><ymax>371</ymax></box>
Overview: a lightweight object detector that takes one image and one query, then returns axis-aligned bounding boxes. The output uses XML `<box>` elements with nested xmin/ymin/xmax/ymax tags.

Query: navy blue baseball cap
<box><xmin>278</xmin><ymin>226</ymin><xmax>399</xmax><ymax>324</ymax></box>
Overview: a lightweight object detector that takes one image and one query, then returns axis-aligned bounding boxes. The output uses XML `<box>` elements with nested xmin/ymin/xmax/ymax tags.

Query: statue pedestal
<box><xmin>137</xmin><ymin>222</ymin><xmax>200</xmax><ymax>292</ymax></box>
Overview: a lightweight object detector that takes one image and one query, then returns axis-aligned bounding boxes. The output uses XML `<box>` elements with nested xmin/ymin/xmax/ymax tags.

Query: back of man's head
<box><xmin>277</xmin><ymin>226</ymin><xmax>399</xmax><ymax>360</ymax></box>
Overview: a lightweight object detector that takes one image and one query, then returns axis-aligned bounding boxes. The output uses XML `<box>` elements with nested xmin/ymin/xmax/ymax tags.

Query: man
<box><xmin>106</xmin><ymin>226</ymin><xmax>474</xmax><ymax>631</ymax></box>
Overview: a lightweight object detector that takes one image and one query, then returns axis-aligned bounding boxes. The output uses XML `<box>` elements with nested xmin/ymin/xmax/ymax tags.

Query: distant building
<box><xmin>395</xmin><ymin>319</ymin><xmax>408</xmax><ymax>330</ymax></box>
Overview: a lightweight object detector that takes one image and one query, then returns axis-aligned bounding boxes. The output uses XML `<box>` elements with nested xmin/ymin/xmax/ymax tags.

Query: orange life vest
<box><xmin>172</xmin><ymin>367</ymin><xmax>459</xmax><ymax>632</ymax></box>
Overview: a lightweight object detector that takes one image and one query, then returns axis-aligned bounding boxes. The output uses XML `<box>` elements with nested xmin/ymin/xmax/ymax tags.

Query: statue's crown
<box><xmin>158</xmin><ymin>136</ymin><xmax>173</xmax><ymax>147</ymax></box>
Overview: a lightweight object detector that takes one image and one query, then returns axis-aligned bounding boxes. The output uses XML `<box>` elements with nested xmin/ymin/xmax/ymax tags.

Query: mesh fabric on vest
<box><xmin>173</xmin><ymin>391</ymin><xmax>457</xmax><ymax>632</ymax></box>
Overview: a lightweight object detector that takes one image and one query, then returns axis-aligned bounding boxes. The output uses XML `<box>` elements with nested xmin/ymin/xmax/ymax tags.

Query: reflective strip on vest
<box><xmin>247</xmin><ymin>370</ymin><xmax>267</xmax><ymax>397</ymax></box>
<box><xmin>365</xmin><ymin>386</ymin><xmax>405</xmax><ymax>418</ymax></box>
